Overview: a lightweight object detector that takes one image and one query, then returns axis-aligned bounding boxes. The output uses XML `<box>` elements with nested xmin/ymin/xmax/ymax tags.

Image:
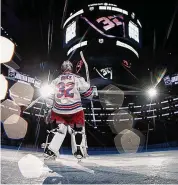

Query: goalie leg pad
<box><xmin>68</xmin><ymin>125</ymin><xmax>77</xmax><ymax>154</ymax></box>
<box><xmin>68</xmin><ymin>125</ymin><xmax>88</xmax><ymax>158</ymax></box>
<box><xmin>48</xmin><ymin>123</ymin><xmax>67</xmax><ymax>155</ymax></box>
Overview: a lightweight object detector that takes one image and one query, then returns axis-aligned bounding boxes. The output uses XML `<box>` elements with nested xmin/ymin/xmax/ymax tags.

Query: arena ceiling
<box><xmin>2</xmin><ymin>0</ymin><xmax>178</xmax><ymax>79</ymax></box>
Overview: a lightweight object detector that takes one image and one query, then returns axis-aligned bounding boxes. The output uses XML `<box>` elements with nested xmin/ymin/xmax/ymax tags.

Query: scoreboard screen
<box><xmin>65</xmin><ymin>21</ymin><xmax>77</xmax><ymax>44</ymax></box>
<box><xmin>128</xmin><ymin>21</ymin><xmax>139</xmax><ymax>43</ymax></box>
<box><xmin>63</xmin><ymin>3</ymin><xmax>142</xmax><ymax>58</ymax></box>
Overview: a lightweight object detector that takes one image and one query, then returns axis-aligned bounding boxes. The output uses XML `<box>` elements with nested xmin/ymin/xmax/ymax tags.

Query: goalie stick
<box><xmin>23</xmin><ymin>96</ymin><xmax>42</xmax><ymax>112</ymax></box>
<box><xmin>80</xmin><ymin>51</ymin><xmax>97</xmax><ymax>129</ymax></box>
<box><xmin>24</xmin><ymin>70</ymin><xmax>52</xmax><ymax>112</ymax></box>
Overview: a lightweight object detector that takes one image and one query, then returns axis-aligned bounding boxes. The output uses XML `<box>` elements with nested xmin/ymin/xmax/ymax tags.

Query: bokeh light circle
<box><xmin>114</xmin><ymin>128</ymin><xmax>145</xmax><ymax>154</ymax></box>
<box><xmin>18</xmin><ymin>154</ymin><xmax>44</xmax><ymax>178</ymax></box>
<box><xmin>99</xmin><ymin>84</ymin><xmax>124</xmax><ymax>109</ymax></box>
<box><xmin>108</xmin><ymin>110</ymin><xmax>134</xmax><ymax>134</ymax></box>
<box><xmin>0</xmin><ymin>74</ymin><xmax>8</xmax><ymax>100</ymax></box>
<box><xmin>0</xmin><ymin>36</ymin><xmax>15</xmax><ymax>63</ymax></box>
<box><xmin>0</xmin><ymin>99</ymin><xmax>21</xmax><ymax>122</ymax></box>
<box><xmin>9</xmin><ymin>81</ymin><xmax>34</xmax><ymax>106</ymax></box>
<box><xmin>3</xmin><ymin>114</ymin><xmax>28</xmax><ymax>139</ymax></box>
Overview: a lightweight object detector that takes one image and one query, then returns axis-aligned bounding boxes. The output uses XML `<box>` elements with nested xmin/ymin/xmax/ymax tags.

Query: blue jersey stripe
<box><xmin>54</xmin><ymin>105</ymin><xmax>82</xmax><ymax>111</ymax></box>
<box><xmin>54</xmin><ymin>101</ymin><xmax>82</xmax><ymax>107</ymax></box>
<box><xmin>81</xmin><ymin>87</ymin><xmax>91</xmax><ymax>95</ymax></box>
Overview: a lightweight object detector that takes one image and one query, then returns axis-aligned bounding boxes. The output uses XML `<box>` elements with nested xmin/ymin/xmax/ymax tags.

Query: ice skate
<box><xmin>74</xmin><ymin>146</ymin><xmax>84</xmax><ymax>162</ymax></box>
<box><xmin>43</xmin><ymin>148</ymin><xmax>57</xmax><ymax>161</ymax></box>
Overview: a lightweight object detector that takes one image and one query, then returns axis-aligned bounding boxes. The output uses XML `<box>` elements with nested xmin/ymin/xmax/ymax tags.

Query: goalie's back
<box><xmin>51</xmin><ymin>72</ymin><xmax>93</xmax><ymax>114</ymax></box>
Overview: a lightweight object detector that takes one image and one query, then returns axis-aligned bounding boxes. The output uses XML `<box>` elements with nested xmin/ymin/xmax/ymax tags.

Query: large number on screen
<box><xmin>96</xmin><ymin>15</ymin><xmax>124</xmax><ymax>32</ymax></box>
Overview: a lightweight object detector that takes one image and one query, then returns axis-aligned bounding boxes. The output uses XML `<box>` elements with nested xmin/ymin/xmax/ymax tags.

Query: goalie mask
<box><xmin>61</xmin><ymin>60</ymin><xmax>73</xmax><ymax>72</ymax></box>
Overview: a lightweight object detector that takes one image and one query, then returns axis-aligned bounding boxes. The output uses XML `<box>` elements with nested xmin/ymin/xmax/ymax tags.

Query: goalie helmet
<box><xmin>61</xmin><ymin>60</ymin><xmax>73</xmax><ymax>72</ymax></box>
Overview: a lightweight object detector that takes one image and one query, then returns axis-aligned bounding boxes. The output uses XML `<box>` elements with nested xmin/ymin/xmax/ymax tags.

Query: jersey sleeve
<box><xmin>78</xmin><ymin>77</ymin><xmax>93</xmax><ymax>99</ymax></box>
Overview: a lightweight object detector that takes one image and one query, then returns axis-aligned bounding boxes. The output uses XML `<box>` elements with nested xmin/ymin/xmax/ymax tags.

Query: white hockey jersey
<box><xmin>46</xmin><ymin>72</ymin><xmax>93</xmax><ymax>114</ymax></box>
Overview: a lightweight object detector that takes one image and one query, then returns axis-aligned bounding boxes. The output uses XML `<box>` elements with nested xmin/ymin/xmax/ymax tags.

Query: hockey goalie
<box><xmin>43</xmin><ymin>60</ymin><xmax>95</xmax><ymax>160</ymax></box>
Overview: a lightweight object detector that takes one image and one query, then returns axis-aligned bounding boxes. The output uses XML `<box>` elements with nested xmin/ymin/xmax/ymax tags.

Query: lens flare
<box><xmin>147</xmin><ymin>87</ymin><xmax>158</xmax><ymax>98</ymax></box>
<box><xmin>154</xmin><ymin>68</ymin><xmax>167</xmax><ymax>85</ymax></box>
<box><xmin>40</xmin><ymin>84</ymin><xmax>54</xmax><ymax>97</ymax></box>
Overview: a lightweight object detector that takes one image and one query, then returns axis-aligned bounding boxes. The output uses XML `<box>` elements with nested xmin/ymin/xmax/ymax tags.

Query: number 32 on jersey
<box><xmin>57</xmin><ymin>82</ymin><xmax>74</xmax><ymax>98</ymax></box>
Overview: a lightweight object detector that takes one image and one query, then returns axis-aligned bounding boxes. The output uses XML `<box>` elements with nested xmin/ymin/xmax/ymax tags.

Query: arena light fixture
<box><xmin>40</xmin><ymin>84</ymin><xmax>54</xmax><ymax>98</ymax></box>
<box><xmin>147</xmin><ymin>87</ymin><xmax>158</xmax><ymax>98</ymax></box>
